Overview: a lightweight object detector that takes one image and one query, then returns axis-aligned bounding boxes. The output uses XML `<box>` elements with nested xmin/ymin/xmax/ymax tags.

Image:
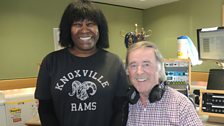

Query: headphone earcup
<box><xmin>127</xmin><ymin>86</ymin><xmax>140</xmax><ymax>104</ymax></box>
<box><xmin>149</xmin><ymin>84</ymin><xmax>165</xmax><ymax>103</ymax></box>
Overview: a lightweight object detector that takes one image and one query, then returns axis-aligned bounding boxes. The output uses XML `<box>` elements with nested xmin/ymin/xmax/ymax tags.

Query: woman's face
<box><xmin>71</xmin><ymin>19</ymin><xmax>99</xmax><ymax>51</ymax></box>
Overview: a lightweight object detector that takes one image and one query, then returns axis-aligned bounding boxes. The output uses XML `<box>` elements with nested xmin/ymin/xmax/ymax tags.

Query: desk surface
<box><xmin>200</xmin><ymin>115</ymin><xmax>224</xmax><ymax>126</ymax></box>
<box><xmin>25</xmin><ymin>109</ymin><xmax>224</xmax><ymax>126</ymax></box>
<box><xmin>25</xmin><ymin>116</ymin><xmax>41</xmax><ymax>126</ymax></box>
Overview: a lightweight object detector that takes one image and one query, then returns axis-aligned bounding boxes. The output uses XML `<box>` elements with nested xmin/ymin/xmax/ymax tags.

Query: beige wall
<box><xmin>143</xmin><ymin>0</ymin><xmax>224</xmax><ymax>72</ymax></box>
<box><xmin>0</xmin><ymin>1</ymin><xmax>142</xmax><ymax>80</ymax></box>
<box><xmin>1</xmin><ymin>0</ymin><xmax>224</xmax><ymax>80</ymax></box>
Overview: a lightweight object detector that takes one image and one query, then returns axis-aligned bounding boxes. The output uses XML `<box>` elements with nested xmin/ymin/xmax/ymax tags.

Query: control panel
<box><xmin>164</xmin><ymin>59</ymin><xmax>191</xmax><ymax>91</ymax></box>
<box><xmin>202</xmin><ymin>93</ymin><xmax>224</xmax><ymax>114</ymax></box>
<box><xmin>199</xmin><ymin>89</ymin><xmax>224</xmax><ymax>118</ymax></box>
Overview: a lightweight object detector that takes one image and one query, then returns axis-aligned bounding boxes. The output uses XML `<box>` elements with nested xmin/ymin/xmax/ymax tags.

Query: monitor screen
<box><xmin>197</xmin><ymin>27</ymin><xmax>224</xmax><ymax>60</ymax></box>
<box><xmin>207</xmin><ymin>69</ymin><xmax>224</xmax><ymax>90</ymax></box>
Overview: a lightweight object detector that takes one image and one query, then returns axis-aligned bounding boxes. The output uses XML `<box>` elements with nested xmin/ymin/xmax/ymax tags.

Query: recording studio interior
<box><xmin>1</xmin><ymin>0</ymin><xmax>224</xmax><ymax>125</ymax></box>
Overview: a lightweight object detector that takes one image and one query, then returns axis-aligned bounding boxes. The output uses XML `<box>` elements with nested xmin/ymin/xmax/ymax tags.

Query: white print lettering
<box><xmin>55</xmin><ymin>70</ymin><xmax>109</xmax><ymax>91</ymax></box>
<box><xmin>71</xmin><ymin>102</ymin><xmax>97</xmax><ymax>111</ymax></box>
<box><xmin>68</xmin><ymin>81</ymin><xmax>97</xmax><ymax>101</ymax></box>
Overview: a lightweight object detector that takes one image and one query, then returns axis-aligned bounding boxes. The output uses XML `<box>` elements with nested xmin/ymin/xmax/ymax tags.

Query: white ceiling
<box><xmin>91</xmin><ymin>0</ymin><xmax>180</xmax><ymax>9</ymax></box>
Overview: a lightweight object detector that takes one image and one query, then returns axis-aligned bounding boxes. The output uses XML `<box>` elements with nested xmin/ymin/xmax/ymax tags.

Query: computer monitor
<box><xmin>207</xmin><ymin>69</ymin><xmax>224</xmax><ymax>90</ymax></box>
<box><xmin>197</xmin><ymin>27</ymin><xmax>224</xmax><ymax>61</ymax></box>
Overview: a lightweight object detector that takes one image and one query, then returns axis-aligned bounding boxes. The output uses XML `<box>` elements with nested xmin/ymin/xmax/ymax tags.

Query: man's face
<box><xmin>71</xmin><ymin>19</ymin><xmax>99</xmax><ymax>51</ymax></box>
<box><xmin>127</xmin><ymin>47</ymin><xmax>160</xmax><ymax>96</ymax></box>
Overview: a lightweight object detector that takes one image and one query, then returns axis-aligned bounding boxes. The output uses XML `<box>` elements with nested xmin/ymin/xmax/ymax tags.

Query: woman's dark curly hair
<box><xmin>59</xmin><ymin>0</ymin><xmax>109</xmax><ymax>48</ymax></box>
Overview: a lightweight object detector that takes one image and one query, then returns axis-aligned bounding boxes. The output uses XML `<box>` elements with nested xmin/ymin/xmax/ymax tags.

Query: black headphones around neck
<box><xmin>127</xmin><ymin>82</ymin><xmax>166</xmax><ymax>104</ymax></box>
